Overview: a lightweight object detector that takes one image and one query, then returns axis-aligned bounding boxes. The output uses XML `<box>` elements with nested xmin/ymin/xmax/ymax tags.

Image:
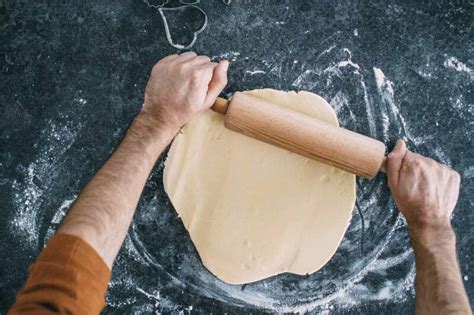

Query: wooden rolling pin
<box><xmin>211</xmin><ymin>92</ymin><xmax>386</xmax><ymax>179</ymax></box>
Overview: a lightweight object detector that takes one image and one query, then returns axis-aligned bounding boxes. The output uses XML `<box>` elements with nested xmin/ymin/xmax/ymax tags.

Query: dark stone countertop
<box><xmin>0</xmin><ymin>1</ymin><xmax>472</xmax><ymax>313</ymax></box>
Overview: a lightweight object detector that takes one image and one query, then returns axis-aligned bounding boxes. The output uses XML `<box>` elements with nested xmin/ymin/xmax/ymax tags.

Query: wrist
<box><xmin>126</xmin><ymin>111</ymin><xmax>177</xmax><ymax>158</ymax></box>
<box><xmin>408</xmin><ymin>222</ymin><xmax>455</xmax><ymax>248</ymax></box>
<box><xmin>139</xmin><ymin>101</ymin><xmax>182</xmax><ymax>134</ymax></box>
<box><xmin>132</xmin><ymin>111</ymin><xmax>177</xmax><ymax>141</ymax></box>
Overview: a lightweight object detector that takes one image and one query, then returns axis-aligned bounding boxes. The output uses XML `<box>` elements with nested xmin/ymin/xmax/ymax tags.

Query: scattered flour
<box><xmin>443</xmin><ymin>56</ymin><xmax>473</xmax><ymax>79</ymax></box>
<box><xmin>245</xmin><ymin>69</ymin><xmax>266</xmax><ymax>75</ymax></box>
<box><xmin>211</xmin><ymin>51</ymin><xmax>241</xmax><ymax>62</ymax></box>
<box><xmin>11</xmin><ymin>117</ymin><xmax>83</xmax><ymax>249</ymax></box>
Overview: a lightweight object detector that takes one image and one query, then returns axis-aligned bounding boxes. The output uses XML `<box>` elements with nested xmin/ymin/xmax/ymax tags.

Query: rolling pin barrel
<box><xmin>212</xmin><ymin>92</ymin><xmax>386</xmax><ymax>179</ymax></box>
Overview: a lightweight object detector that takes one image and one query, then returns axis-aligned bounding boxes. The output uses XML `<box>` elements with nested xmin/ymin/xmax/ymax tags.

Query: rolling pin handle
<box><xmin>211</xmin><ymin>97</ymin><xmax>230</xmax><ymax>115</ymax></box>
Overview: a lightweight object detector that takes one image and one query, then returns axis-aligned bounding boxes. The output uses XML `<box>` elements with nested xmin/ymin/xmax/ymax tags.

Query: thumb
<box><xmin>204</xmin><ymin>60</ymin><xmax>229</xmax><ymax>107</ymax></box>
<box><xmin>387</xmin><ymin>139</ymin><xmax>408</xmax><ymax>189</ymax></box>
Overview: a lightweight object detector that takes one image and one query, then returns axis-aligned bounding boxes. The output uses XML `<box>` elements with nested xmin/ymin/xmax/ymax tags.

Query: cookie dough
<box><xmin>164</xmin><ymin>89</ymin><xmax>356</xmax><ymax>284</ymax></box>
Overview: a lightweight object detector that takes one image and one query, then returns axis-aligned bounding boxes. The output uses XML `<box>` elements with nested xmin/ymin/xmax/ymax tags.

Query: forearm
<box><xmin>410</xmin><ymin>225</ymin><xmax>471</xmax><ymax>315</ymax></box>
<box><xmin>58</xmin><ymin>112</ymin><xmax>175</xmax><ymax>268</ymax></box>
<box><xmin>10</xmin><ymin>53</ymin><xmax>227</xmax><ymax>314</ymax></box>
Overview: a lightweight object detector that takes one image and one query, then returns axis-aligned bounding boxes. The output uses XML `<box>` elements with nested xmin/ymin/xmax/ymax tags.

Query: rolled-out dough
<box><xmin>164</xmin><ymin>89</ymin><xmax>356</xmax><ymax>284</ymax></box>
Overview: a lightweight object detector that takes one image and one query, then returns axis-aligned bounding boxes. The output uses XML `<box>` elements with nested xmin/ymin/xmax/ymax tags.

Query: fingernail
<box><xmin>223</xmin><ymin>61</ymin><xmax>229</xmax><ymax>72</ymax></box>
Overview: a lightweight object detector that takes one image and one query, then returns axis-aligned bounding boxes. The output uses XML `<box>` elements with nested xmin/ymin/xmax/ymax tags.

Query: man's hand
<box><xmin>386</xmin><ymin>139</ymin><xmax>471</xmax><ymax>315</ymax></box>
<box><xmin>11</xmin><ymin>53</ymin><xmax>230</xmax><ymax>314</ymax></box>
<box><xmin>386</xmin><ymin>139</ymin><xmax>460</xmax><ymax>236</ymax></box>
<box><xmin>142</xmin><ymin>52</ymin><xmax>229</xmax><ymax>136</ymax></box>
<box><xmin>58</xmin><ymin>52</ymin><xmax>229</xmax><ymax>268</ymax></box>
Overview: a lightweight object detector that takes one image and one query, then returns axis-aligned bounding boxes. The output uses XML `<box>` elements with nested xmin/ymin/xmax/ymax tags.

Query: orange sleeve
<box><xmin>8</xmin><ymin>233</ymin><xmax>111</xmax><ymax>315</ymax></box>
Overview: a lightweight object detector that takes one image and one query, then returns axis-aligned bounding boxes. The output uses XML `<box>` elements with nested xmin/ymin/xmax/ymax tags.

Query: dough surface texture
<box><xmin>164</xmin><ymin>89</ymin><xmax>356</xmax><ymax>284</ymax></box>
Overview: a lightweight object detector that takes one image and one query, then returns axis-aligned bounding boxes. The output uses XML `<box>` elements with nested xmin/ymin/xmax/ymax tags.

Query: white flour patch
<box><xmin>292</xmin><ymin>69</ymin><xmax>318</xmax><ymax>90</ymax></box>
<box><xmin>11</xmin><ymin>165</ymin><xmax>43</xmax><ymax>246</ymax></box>
<box><xmin>359</xmin><ymin>79</ymin><xmax>376</xmax><ymax>137</ymax></box>
<box><xmin>463</xmin><ymin>166</ymin><xmax>474</xmax><ymax>179</ymax></box>
<box><xmin>373</xmin><ymin>67</ymin><xmax>414</xmax><ymax>141</ymax></box>
<box><xmin>374</xmin><ymin>67</ymin><xmax>394</xmax><ymax>98</ymax></box>
<box><xmin>292</xmin><ymin>48</ymin><xmax>379</xmax><ymax>136</ymax></box>
<box><xmin>211</xmin><ymin>51</ymin><xmax>241</xmax><ymax>62</ymax></box>
<box><xmin>444</xmin><ymin>56</ymin><xmax>473</xmax><ymax>79</ymax></box>
<box><xmin>10</xmin><ymin>117</ymin><xmax>84</xmax><ymax>250</ymax></box>
<box><xmin>44</xmin><ymin>195</ymin><xmax>78</xmax><ymax>244</ymax></box>
<box><xmin>77</xmin><ymin>98</ymin><xmax>87</xmax><ymax>105</ymax></box>
<box><xmin>449</xmin><ymin>96</ymin><xmax>473</xmax><ymax>119</ymax></box>
<box><xmin>245</xmin><ymin>69</ymin><xmax>266</xmax><ymax>75</ymax></box>
<box><xmin>136</xmin><ymin>287</ymin><xmax>161</xmax><ymax>301</ymax></box>
<box><xmin>374</xmin><ymin>67</ymin><xmax>455</xmax><ymax>165</ymax></box>
<box><xmin>51</xmin><ymin>197</ymin><xmax>76</xmax><ymax>224</ymax></box>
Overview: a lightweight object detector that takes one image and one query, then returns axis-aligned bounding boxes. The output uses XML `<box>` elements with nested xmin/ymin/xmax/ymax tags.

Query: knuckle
<box><xmin>450</xmin><ymin>169</ymin><xmax>461</xmax><ymax>183</ymax></box>
<box><xmin>181</xmin><ymin>51</ymin><xmax>197</xmax><ymax>57</ymax></box>
<box><xmin>190</xmin><ymin>69</ymin><xmax>201</xmax><ymax>81</ymax></box>
<box><xmin>440</xmin><ymin>164</ymin><xmax>449</xmax><ymax>173</ymax></box>
<box><xmin>176</xmin><ymin>63</ymin><xmax>188</xmax><ymax>73</ymax></box>
<box><xmin>152</xmin><ymin>62</ymin><xmax>162</xmax><ymax>72</ymax></box>
<box><xmin>410</xmin><ymin>157</ymin><xmax>423</xmax><ymax>168</ymax></box>
<box><xmin>420</xmin><ymin>160</ymin><xmax>433</xmax><ymax>172</ymax></box>
<box><xmin>161</xmin><ymin>54</ymin><xmax>178</xmax><ymax>63</ymax></box>
<box><xmin>439</xmin><ymin>164</ymin><xmax>455</xmax><ymax>177</ymax></box>
<box><xmin>200</xmin><ymin>56</ymin><xmax>211</xmax><ymax>63</ymax></box>
<box><xmin>427</xmin><ymin>159</ymin><xmax>438</xmax><ymax>168</ymax></box>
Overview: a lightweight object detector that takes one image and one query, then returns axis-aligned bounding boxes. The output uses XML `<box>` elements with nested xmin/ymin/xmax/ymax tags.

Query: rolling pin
<box><xmin>211</xmin><ymin>92</ymin><xmax>386</xmax><ymax>179</ymax></box>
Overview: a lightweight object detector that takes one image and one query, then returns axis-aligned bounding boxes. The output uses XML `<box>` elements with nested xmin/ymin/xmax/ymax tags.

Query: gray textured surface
<box><xmin>0</xmin><ymin>1</ymin><xmax>472</xmax><ymax>313</ymax></box>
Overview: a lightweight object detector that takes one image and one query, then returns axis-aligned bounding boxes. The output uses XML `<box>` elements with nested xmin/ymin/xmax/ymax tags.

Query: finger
<box><xmin>193</xmin><ymin>55</ymin><xmax>211</xmax><ymax>66</ymax></box>
<box><xmin>204</xmin><ymin>60</ymin><xmax>229</xmax><ymax>107</ymax></box>
<box><xmin>193</xmin><ymin>62</ymin><xmax>218</xmax><ymax>84</ymax></box>
<box><xmin>387</xmin><ymin>139</ymin><xmax>408</xmax><ymax>189</ymax></box>
<box><xmin>159</xmin><ymin>54</ymin><xmax>179</xmax><ymax>63</ymax></box>
<box><xmin>176</xmin><ymin>51</ymin><xmax>197</xmax><ymax>63</ymax></box>
<box><xmin>195</xmin><ymin>61</ymin><xmax>218</xmax><ymax>70</ymax></box>
<box><xmin>190</xmin><ymin>61</ymin><xmax>216</xmax><ymax>78</ymax></box>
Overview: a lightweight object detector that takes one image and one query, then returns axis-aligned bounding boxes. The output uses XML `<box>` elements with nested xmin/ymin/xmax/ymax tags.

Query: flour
<box><xmin>11</xmin><ymin>117</ymin><xmax>83</xmax><ymax>249</ymax></box>
<box><xmin>211</xmin><ymin>51</ymin><xmax>241</xmax><ymax>62</ymax></box>
<box><xmin>444</xmin><ymin>56</ymin><xmax>473</xmax><ymax>79</ymax></box>
<box><xmin>292</xmin><ymin>69</ymin><xmax>318</xmax><ymax>90</ymax></box>
<box><xmin>44</xmin><ymin>196</ymin><xmax>77</xmax><ymax>244</ymax></box>
<box><xmin>464</xmin><ymin>166</ymin><xmax>474</xmax><ymax>179</ymax></box>
<box><xmin>245</xmin><ymin>69</ymin><xmax>266</xmax><ymax>75</ymax></box>
<box><xmin>373</xmin><ymin>67</ymin><xmax>413</xmax><ymax>141</ymax></box>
